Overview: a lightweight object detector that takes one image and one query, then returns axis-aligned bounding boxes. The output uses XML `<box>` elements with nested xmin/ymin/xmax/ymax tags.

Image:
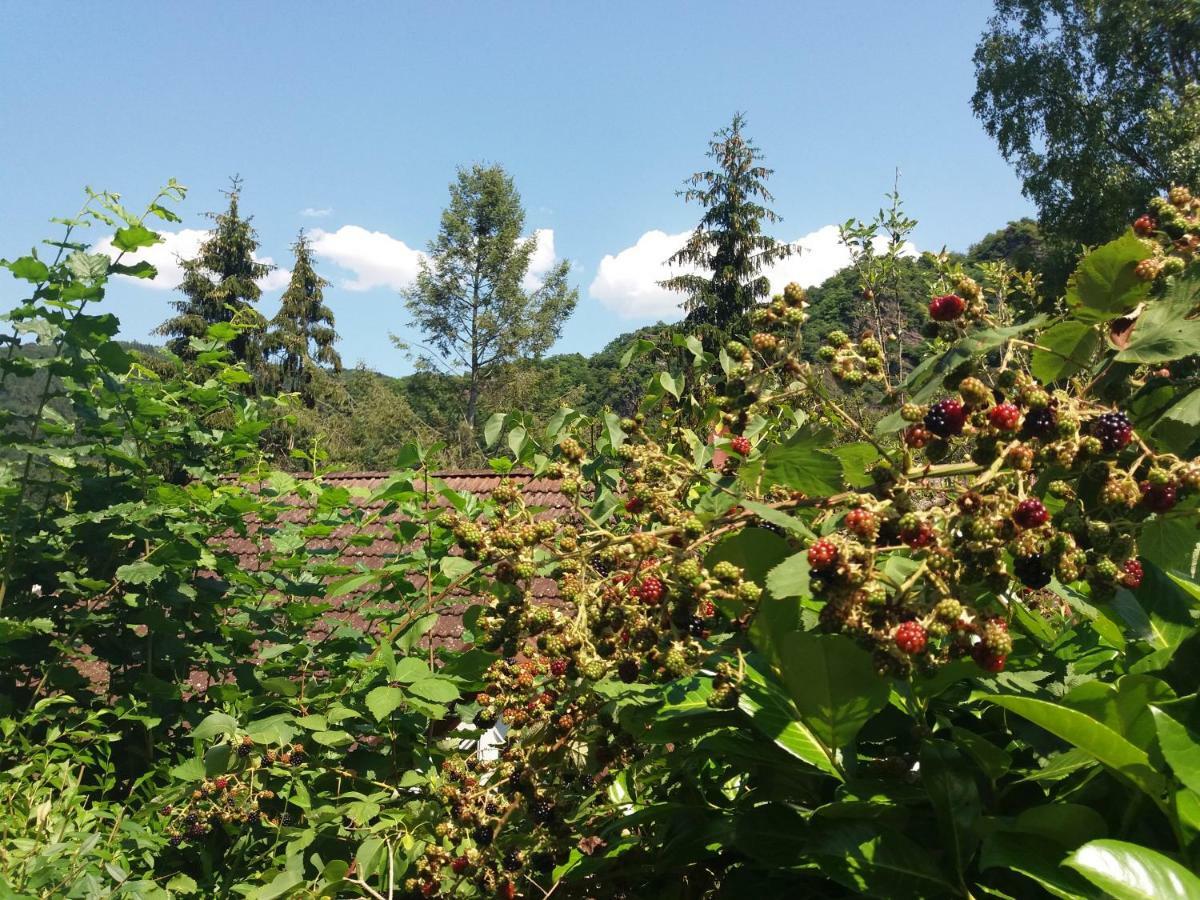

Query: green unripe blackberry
<box><xmin>712</xmin><ymin>561</ymin><xmax>741</xmax><ymax>583</ymax></box>
<box><xmin>934</xmin><ymin>598</ymin><xmax>963</xmax><ymax>622</ymax></box>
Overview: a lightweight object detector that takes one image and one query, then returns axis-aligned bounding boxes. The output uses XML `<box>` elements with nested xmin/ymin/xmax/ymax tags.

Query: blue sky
<box><xmin>1</xmin><ymin>1</ymin><xmax>1032</xmax><ymax>376</ymax></box>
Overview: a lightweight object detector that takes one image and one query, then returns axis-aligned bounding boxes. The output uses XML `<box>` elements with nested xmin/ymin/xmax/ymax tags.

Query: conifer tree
<box><xmin>661</xmin><ymin>113</ymin><xmax>794</xmax><ymax>332</ymax></box>
<box><xmin>157</xmin><ymin>178</ymin><xmax>271</xmax><ymax>370</ymax></box>
<box><xmin>264</xmin><ymin>232</ymin><xmax>341</xmax><ymax>406</ymax></box>
<box><xmin>403</xmin><ymin>164</ymin><xmax>577</xmax><ymax>431</ymax></box>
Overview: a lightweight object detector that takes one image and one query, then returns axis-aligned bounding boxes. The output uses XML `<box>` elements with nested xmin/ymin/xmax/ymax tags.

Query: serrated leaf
<box><xmin>1066</xmin><ymin>231</ymin><xmax>1152</xmax><ymax>323</ymax></box>
<box><xmin>192</xmin><ymin>712</ymin><xmax>238</xmax><ymax>742</ymax></box>
<box><xmin>407</xmin><ymin>677</ymin><xmax>459</xmax><ymax>703</ymax></box>
<box><xmin>738</xmin><ymin>661</ymin><xmax>840</xmax><ymax>780</ymax></box>
<box><xmin>115</xmin><ymin>560</ymin><xmax>163</xmax><ymax>585</ymax></box>
<box><xmin>366</xmin><ymin>686</ymin><xmax>405</xmax><ymax>722</ymax></box>
<box><xmin>1116</xmin><ymin>289</ymin><xmax>1200</xmax><ymax>363</ymax></box>
<box><xmin>1031</xmin><ymin>320</ymin><xmax>1100</xmax><ymax>383</ymax></box>
<box><xmin>5</xmin><ymin>255</ymin><xmax>50</xmax><ymax>282</ymax></box>
<box><xmin>1150</xmin><ymin>706</ymin><xmax>1200</xmax><ymax>796</ymax></box>
<box><xmin>758</xmin><ymin>426</ymin><xmax>843</xmax><ymax>496</ymax></box>
<box><xmin>111</xmin><ymin>224</ymin><xmax>160</xmax><ymax>253</ymax></box>
<box><xmin>775</xmin><ymin>632</ymin><xmax>889</xmax><ymax>749</ymax></box>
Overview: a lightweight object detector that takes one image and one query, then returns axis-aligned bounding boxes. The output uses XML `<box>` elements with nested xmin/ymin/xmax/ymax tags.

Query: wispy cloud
<box><xmin>300</xmin><ymin>207</ymin><xmax>332</xmax><ymax>218</ymax></box>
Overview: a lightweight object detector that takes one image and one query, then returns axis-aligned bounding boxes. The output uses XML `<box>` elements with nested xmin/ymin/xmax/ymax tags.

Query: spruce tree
<box><xmin>264</xmin><ymin>232</ymin><xmax>341</xmax><ymax>407</ymax></box>
<box><xmin>403</xmin><ymin>164</ymin><xmax>577</xmax><ymax>431</ymax></box>
<box><xmin>157</xmin><ymin>179</ymin><xmax>271</xmax><ymax>370</ymax></box>
<box><xmin>661</xmin><ymin>113</ymin><xmax>794</xmax><ymax>332</ymax></box>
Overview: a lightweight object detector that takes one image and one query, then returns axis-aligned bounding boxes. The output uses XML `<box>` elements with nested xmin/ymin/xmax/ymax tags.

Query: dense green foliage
<box><xmin>2</xmin><ymin>177</ymin><xmax>1199</xmax><ymax>899</ymax></box>
<box><xmin>973</xmin><ymin>0</ymin><xmax>1200</xmax><ymax>244</ymax></box>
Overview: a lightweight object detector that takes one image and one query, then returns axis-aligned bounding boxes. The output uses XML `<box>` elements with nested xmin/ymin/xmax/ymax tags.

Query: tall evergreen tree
<box><xmin>264</xmin><ymin>232</ymin><xmax>341</xmax><ymax>406</ymax></box>
<box><xmin>403</xmin><ymin>164</ymin><xmax>577</xmax><ymax>431</ymax></box>
<box><xmin>661</xmin><ymin>113</ymin><xmax>794</xmax><ymax>332</ymax></box>
<box><xmin>157</xmin><ymin>179</ymin><xmax>271</xmax><ymax>370</ymax></box>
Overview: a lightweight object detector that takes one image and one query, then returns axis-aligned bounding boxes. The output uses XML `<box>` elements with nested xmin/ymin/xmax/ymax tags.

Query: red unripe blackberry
<box><xmin>929</xmin><ymin>293</ymin><xmax>966</xmax><ymax>322</ymax></box>
<box><xmin>844</xmin><ymin>508</ymin><xmax>877</xmax><ymax>538</ymax></box>
<box><xmin>451</xmin><ymin>856</ymin><xmax>470</xmax><ymax>874</ymax></box>
<box><xmin>924</xmin><ymin>398</ymin><xmax>967</xmax><ymax>437</ymax></box>
<box><xmin>1013</xmin><ymin>498</ymin><xmax>1049</xmax><ymax>529</ymax></box>
<box><xmin>549</xmin><ymin>658</ymin><xmax>568</xmax><ymax>678</ymax></box>
<box><xmin>637</xmin><ymin>576</ymin><xmax>664</xmax><ymax>603</ymax></box>
<box><xmin>1091</xmin><ymin>411</ymin><xmax>1133</xmax><ymax>452</ymax></box>
<box><xmin>1122</xmin><ymin>559</ymin><xmax>1144</xmax><ymax>589</ymax></box>
<box><xmin>499</xmin><ymin>881</ymin><xmax>517</xmax><ymax>900</ymax></box>
<box><xmin>899</xmin><ymin>518</ymin><xmax>933</xmax><ymax>548</ymax></box>
<box><xmin>1133</xmin><ymin>214</ymin><xmax>1156</xmax><ymax>236</ymax></box>
<box><xmin>807</xmin><ymin>539</ymin><xmax>839</xmax><ymax>571</ymax></box>
<box><xmin>894</xmin><ymin>621</ymin><xmax>927</xmax><ymax>654</ymax></box>
<box><xmin>972</xmin><ymin>643</ymin><xmax>1007</xmax><ymax>672</ymax></box>
<box><xmin>731</xmin><ymin>435</ymin><xmax>751</xmax><ymax>455</ymax></box>
<box><xmin>904</xmin><ymin>424</ymin><xmax>931</xmax><ymax>448</ymax></box>
<box><xmin>624</xmin><ymin>497</ymin><xmax>643</xmax><ymax>513</ymax></box>
<box><xmin>1140</xmin><ymin>480</ymin><xmax>1178</xmax><ymax>512</ymax></box>
<box><xmin>987</xmin><ymin>403</ymin><xmax>1021</xmax><ymax>431</ymax></box>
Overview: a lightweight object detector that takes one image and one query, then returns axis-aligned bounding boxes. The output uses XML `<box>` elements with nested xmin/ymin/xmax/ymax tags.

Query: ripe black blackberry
<box><xmin>472</xmin><ymin>824</ymin><xmax>494</xmax><ymax>846</ymax></box>
<box><xmin>1020</xmin><ymin>406</ymin><xmax>1057</xmax><ymax>440</ymax></box>
<box><xmin>531</xmin><ymin>799</ymin><xmax>555</xmax><ymax>825</ymax></box>
<box><xmin>1013</xmin><ymin>553</ymin><xmax>1052</xmax><ymax>589</ymax></box>
<box><xmin>1091</xmin><ymin>411</ymin><xmax>1133</xmax><ymax>452</ymax></box>
<box><xmin>924</xmin><ymin>398</ymin><xmax>967</xmax><ymax>438</ymax></box>
<box><xmin>617</xmin><ymin>658</ymin><xmax>639</xmax><ymax>683</ymax></box>
<box><xmin>485</xmin><ymin>801</ymin><xmax>500</xmax><ymax>815</ymax></box>
<box><xmin>530</xmin><ymin>850</ymin><xmax>556</xmax><ymax>872</ymax></box>
<box><xmin>503</xmin><ymin>849</ymin><xmax>523</xmax><ymax>871</ymax></box>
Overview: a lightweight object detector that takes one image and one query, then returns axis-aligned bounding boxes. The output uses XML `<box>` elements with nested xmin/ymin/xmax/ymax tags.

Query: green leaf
<box><xmin>807</xmin><ymin>821</ymin><xmax>956</xmax><ymax>898</ymax></box>
<box><xmin>65</xmin><ymin>250</ymin><xmax>111</xmax><ymax>282</ymax></box>
<box><xmin>311</xmin><ymin>730</ymin><xmax>353</xmax><ymax>747</ymax></box>
<box><xmin>659</xmin><ymin>371</ymin><xmax>680</xmax><ymax>399</ymax></box>
<box><xmin>407</xmin><ymin>677</ymin><xmax>459</xmax><ymax>703</ymax></box>
<box><xmin>250</xmin><ymin>868</ymin><xmax>305</xmax><ymax>900</ymax></box>
<box><xmin>1066</xmin><ymin>231</ymin><xmax>1151</xmax><ymax>323</ymax></box>
<box><xmin>111</xmin><ymin>224</ymin><xmax>160</xmax><ymax>253</ymax></box>
<box><xmin>115</xmin><ymin>560</ymin><xmax>163</xmax><ymax>585</ymax></box>
<box><xmin>1116</xmin><ymin>290</ymin><xmax>1200</xmax><ymax>364</ymax></box>
<box><xmin>1151</xmin><ymin>706</ymin><xmax>1200</xmax><ymax>796</ymax></box>
<box><xmin>192</xmin><ymin>712</ymin><xmax>238</xmax><ymax>742</ymax></box>
<box><xmin>764</xmin><ymin>552</ymin><xmax>811</xmax><ymax>599</ymax></box>
<box><xmin>1065</xmin><ymin>839</ymin><xmax>1200</xmax><ymax>900</ymax></box>
<box><xmin>204</xmin><ymin>743</ymin><xmax>233</xmax><ymax>777</ymax></box>
<box><xmin>1138</xmin><ymin>514</ymin><xmax>1199</xmax><ymax>579</ymax></box>
<box><xmin>391</xmin><ymin>656</ymin><xmax>432</xmax><ymax>682</ymax></box>
<box><xmin>1031</xmin><ymin>320</ymin><xmax>1101</xmax><ymax>383</ymax></box>
<box><xmin>365</xmin><ymin>686</ymin><xmax>406</xmax><ymax>722</ymax></box>
<box><xmin>758</xmin><ymin>426</ymin><xmax>843</xmax><ymax>496</ymax></box>
<box><xmin>775</xmin><ymin>632</ymin><xmax>889</xmax><ymax>749</ymax></box>
<box><xmin>738</xmin><ymin>661</ymin><xmax>840</xmax><ymax>780</ymax></box>
<box><xmin>483</xmin><ymin>412</ymin><xmax>506</xmax><ymax>447</ymax></box>
<box><xmin>4</xmin><ymin>255</ymin><xmax>50</xmax><ymax>282</ymax></box>
<box><xmin>739</xmin><ymin>500</ymin><xmax>815</xmax><ymax>539</ymax></box>
<box><xmin>984</xmin><ymin>694</ymin><xmax>1165</xmax><ymax>802</ymax></box>
<box><xmin>920</xmin><ymin>740</ymin><xmax>982</xmax><ymax>878</ymax></box>
<box><xmin>439</xmin><ymin>556</ymin><xmax>475</xmax><ymax>579</ymax></box>
<box><xmin>827</xmin><ymin>442</ymin><xmax>881</xmax><ymax>488</ymax></box>
<box><xmin>705</xmin><ymin>528</ymin><xmax>792</xmax><ymax>588</ymax></box>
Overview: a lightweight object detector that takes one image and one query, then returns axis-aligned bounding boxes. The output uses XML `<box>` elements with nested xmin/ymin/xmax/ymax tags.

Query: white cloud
<box><xmin>309</xmin><ymin>225</ymin><xmax>425</xmax><ymax>292</ymax></box>
<box><xmin>92</xmin><ymin>229</ymin><xmax>288</xmax><ymax>292</ymax></box>
<box><xmin>300</xmin><ymin>207</ymin><xmax>332</xmax><ymax>218</ymax></box>
<box><xmin>589</xmin><ymin>225</ymin><xmax>918</xmax><ymax>320</ymax></box>
<box><xmin>588</xmin><ymin>229</ymin><xmax>694</xmax><ymax>319</ymax></box>
<box><xmin>522</xmin><ymin>228</ymin><xmax>558</xmax><ymax>291</ymax></box>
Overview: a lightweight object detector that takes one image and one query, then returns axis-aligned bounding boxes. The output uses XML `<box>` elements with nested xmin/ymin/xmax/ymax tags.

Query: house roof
<box><xmin>222</xmin><ymin>470</ymin><xmax>572</xmax><ymax>650</ymax></box>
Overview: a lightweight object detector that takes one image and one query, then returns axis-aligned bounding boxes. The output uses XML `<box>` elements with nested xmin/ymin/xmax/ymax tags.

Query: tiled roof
<box><xmin>220</xmin><ymin>470</ymin><xmax>572</xmax><ymax>650</ymax></box>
